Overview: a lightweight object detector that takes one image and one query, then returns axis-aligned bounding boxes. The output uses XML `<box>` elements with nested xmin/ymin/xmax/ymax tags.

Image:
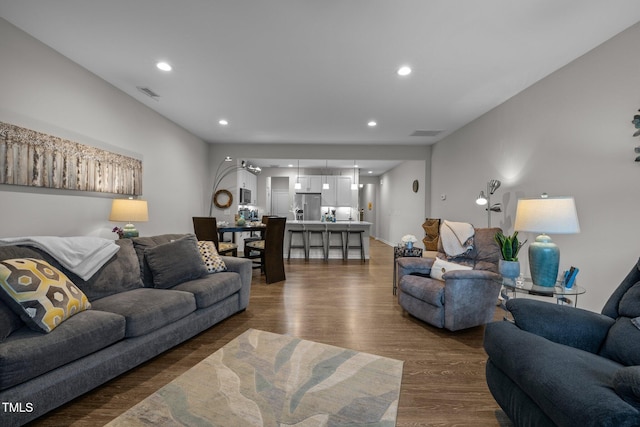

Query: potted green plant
<box><xmin>494</xmin><ymin>231</ymin><xmax>526</xmax><ymax>278</ymax></box>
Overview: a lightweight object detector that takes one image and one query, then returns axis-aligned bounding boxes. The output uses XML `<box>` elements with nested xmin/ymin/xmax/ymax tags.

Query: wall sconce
<box><xmin>475</xmin><ymin>179</ymin><xmax>501</xmax><ymax>227</ymax></box>
<box><xmin>109</xmin><ymin>198</ymin><xmax>149</xmax><ymax>237</ymax></box>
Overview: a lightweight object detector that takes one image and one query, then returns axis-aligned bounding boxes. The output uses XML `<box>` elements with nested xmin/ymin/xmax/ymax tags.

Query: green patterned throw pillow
<box><xmin>0</xmin><ymin>258</ymin><xmax>91</xmax><ymax>333</ymax></box>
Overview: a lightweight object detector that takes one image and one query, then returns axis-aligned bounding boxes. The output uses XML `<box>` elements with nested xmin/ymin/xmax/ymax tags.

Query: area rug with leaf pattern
<box><xmin>107</xmin><ymin>328</ymin><xmax>404</xmax><ymax>426</ymax></box>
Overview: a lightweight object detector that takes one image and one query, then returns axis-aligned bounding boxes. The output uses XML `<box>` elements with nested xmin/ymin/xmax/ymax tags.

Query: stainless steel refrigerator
<box><xmin>294</xmin><ymin>193</ymin><xmax>321</xmax><ymax>221</ymax></box>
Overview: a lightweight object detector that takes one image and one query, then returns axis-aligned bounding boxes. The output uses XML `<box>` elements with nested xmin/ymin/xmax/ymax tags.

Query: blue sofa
<box><xmin>484</xmin><ymin>259</ymin><xmax>640</xmax><ymax>426</ymax></box>
<box><xmin>0</xmin><ymin>234</ymin><xmax>252</xmax><ymax>426</ymax></box>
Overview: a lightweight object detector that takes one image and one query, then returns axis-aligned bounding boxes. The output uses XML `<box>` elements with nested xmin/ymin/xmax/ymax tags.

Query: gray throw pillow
<box><xmin>144</xmin><ymin>234</ymin><xmax>208</xmax><ymax>289</ymax></box>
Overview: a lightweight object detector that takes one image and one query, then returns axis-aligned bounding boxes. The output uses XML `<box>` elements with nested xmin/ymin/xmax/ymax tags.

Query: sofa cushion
<box><xmin>600</xmin><ymin>317</ymin><xmax>640</xmax><ymax>366</ymax></box>
<box><xmin>0</xmin><ymin>309</ymin><xmax>125</xmax><ymax>390</ymax></box>
<box><xmin>144</xmin><ymin>235</ymin><xmax>208</xmax><ymax>289</ymax></box>
<box><xmin>197</xmin><ymin>240</ymin><xmax>227</xmax><ymax>273</ymax></box>
<box><xmin>400</xmin><ymin>275</ymin><xmax>444</xmax><ymax>307</ymax></box>
<box><xmin>602</xmin><ymin>259</ymin><xmax>640</xmax><ymax>319</ymax></box>
<box><xmin>172</xmin><ymin>272</ymin><xmax>242</xmax><ymax>309</ymax></box>
<box><xmin>430</xmin><ymin>257</ymin><xmax>472</xmax><ymax>281</ymax></box>
<box><xmin>70</xmin><ymin>239</ymin><xmax>143</xmax><ymax>301</ymax></box>
<box><xmin>613</xmin><ymin>366</ymin><xmax>640</xmax><ymax>410</ymax></box>
<box><xmin>0</xmin><ymin>298</ymin><xmax>23</xmax><ymax>342</ymax></box>
<box><xmin>0</xmin><ymin>258</ymin><xmax>91</xmax><ymax>333</ymax></box>
<box><xmin>618</xmin><ymin>281</ymin><xmax>640</xmax><ymax>318</ymax></box>
<box><xmin>90</xmin><ymin>288</ymin><xmax>196</xmax><ymax>337</ymax></box>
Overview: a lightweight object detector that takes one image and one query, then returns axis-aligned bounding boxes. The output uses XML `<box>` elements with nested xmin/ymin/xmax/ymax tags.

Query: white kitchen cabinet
<box><xmin>297</xmin><ymin>175</ymin><xmax>322</xmax><ymax>193</ymax></box>
<box><xmin>321</xmin><ymin>176</ymin><xmax>335</xmax><ymax>205</ymax></box>
<box><xmin>335</xmin><ymin>176</ymin><xmax>352</xmax><ymax>206</ymax></box>
<box><xmin>321</xmin><ymin>176</ymin><xmax>352</xmax><ymax>206</ymax></box>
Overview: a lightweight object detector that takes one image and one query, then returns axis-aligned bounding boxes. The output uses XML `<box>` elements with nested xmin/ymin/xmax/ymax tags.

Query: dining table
<box><xmin>218</xmin><ymin>222</ymin><xmax>266</xmax><ymax>244</ymax></box>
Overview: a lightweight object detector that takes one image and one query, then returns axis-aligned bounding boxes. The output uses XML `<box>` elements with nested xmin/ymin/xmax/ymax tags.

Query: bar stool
<box><xmin>287</xmin><ymin>228</ymin><xmax>307</xmax><ymax>260</ymax></box>
<box><xmin>346</xmin><ymin>229</ymin><xmax>366</xmax><ymax>262</ymax></box>
<box><xmin>307</xmin><ymin>230</ymin><xmax>326</xmax><ymax>260</ymax></box>
<box><xmin>326</xmin><ymin>229</ymin><xmax>346</xmax><ymax>260</ymax></box>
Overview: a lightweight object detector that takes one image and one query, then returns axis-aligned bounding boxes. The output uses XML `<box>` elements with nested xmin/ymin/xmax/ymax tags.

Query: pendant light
<box><xmin>294</xmin><ymin>160</ymin><xmax>302</xmax><ymax>190</ymax></box>
<box><xmin>322</xmin><ymin>160</ymin><xmax>330</xmax><ymax>190</ymax></box>
<box><xmin>351</xmin><ymin>160</ymin><xmax>358</xmax><ymax>190</ymax></box>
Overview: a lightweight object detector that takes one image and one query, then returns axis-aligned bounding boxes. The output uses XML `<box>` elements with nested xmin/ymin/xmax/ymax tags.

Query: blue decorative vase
<box><xmin>529</xmin><ymin>234</ymin><xmax>559</xmax><ymax>287</ymax></box>
<box><xmin>406</xmin><ymin>241</ymin><xmax>413</xmax><ymax>249</ymax></box>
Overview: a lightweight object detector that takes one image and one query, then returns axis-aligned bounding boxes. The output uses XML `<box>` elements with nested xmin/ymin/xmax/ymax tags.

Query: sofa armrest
<box><xmin>443</xmin><ymin>269</ymin><xmax>500</xmax><ymax>281</ymax></box>
<box><xmin>397</xmin><ymin>257</ymin><xmax>435</xmax><ymax>279</ymax></box>
<box><xmin>221</xmin><ymin>256</ymin><xmax>253</xmax><ymax>309</ymax></box>
<box><xmin>506</xmin><ymin>298</ymin><xmax>615</xmax><ymax>353</ymax></box>
<box><xmin>441</xmin><ymin>271</ymin><xmax>502</xmax><ymax>331</ymax></box>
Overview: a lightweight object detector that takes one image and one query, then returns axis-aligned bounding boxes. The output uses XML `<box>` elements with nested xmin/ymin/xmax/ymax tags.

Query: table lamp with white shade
<box><xmin>514</xmin><ymin>194</ymin><xmax>580</xmax><ymax>287</ymax></box>
<box><xmin>109</xmin><ymin>199</ymin><xmax>149</xmax><ymax>238</ymax></box>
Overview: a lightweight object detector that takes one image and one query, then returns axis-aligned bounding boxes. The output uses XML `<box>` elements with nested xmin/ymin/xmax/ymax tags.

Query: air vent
<box><xmin>136</xmin><ymin>86</ymin><xmax>160</xmax><ymax>100</ymax></box>
<box><xmin>410</xmin><ymin>130</ymin><xmax>443</xmax><ymax>137</ymax></box>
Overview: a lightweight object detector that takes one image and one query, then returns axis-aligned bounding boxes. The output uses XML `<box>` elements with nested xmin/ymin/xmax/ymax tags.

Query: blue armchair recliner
<box><xmin>484</xmin><ymin>259</ymin><xmax>640</xmax><ymax>427</ymax></box>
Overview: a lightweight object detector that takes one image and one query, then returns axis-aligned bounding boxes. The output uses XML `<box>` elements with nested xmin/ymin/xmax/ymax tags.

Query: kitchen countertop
<box><xmin>286</xmin><ymin>220</ymin><xmax>372</xmax><ymax>226</ymax></box>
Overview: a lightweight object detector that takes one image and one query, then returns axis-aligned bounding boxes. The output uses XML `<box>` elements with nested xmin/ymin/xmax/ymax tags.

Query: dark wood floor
<box><xmin>30</xmin><ymin>239</ymin><xmax>506</xmax><ymax>426</ymax></box>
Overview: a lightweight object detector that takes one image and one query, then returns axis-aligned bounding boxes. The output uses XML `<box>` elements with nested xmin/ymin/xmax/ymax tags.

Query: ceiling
<box><xmin>2</xmin><ymin>1</ymin><xmax>640</xmax><ymax>173</ymax></box>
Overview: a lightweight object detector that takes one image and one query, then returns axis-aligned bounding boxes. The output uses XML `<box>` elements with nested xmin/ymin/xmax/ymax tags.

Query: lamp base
<box><xmin>122</xmin><ymin>223</ymin><xmax>139</xmax><ymax>238</ymax></box>
<box><xmin>529</xmin><ymin>234</ymin><xmax>559</xmax><ymax>287</ymax></box>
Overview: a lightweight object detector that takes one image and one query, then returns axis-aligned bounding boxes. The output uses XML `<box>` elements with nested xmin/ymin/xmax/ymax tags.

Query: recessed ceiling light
<box><xmin>156</xmin><ymin>61</ymin><xmax>172</xmax><ymax>71</ymax></box>
<box><xmin>218</xmin><ymin>119</ymin><xmax>229</xmax><ymax>126</ymax></box>
<box><xmin>397</xmin><ymin>65</ymin><xmax>412</xmax><ymax>76</ymax></box>
<box><xmin>368</xmin><ymin>170</ymin><xmax>373</xmax><ymax>174</ymax></box>
<box><xmin>367</xmin><ymin>121</ymin><xmax>377</xmax><ymax>127</ymax></box>
<box><xmin>288</xmin><ymin>164</ymin><xmax>293</xmax><ymax>168</ymax></box>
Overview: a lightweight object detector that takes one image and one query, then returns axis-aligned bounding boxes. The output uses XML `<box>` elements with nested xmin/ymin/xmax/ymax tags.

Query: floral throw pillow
<box><xmin>197</xmin><ymin>241</ymin><xmax>227</xmax><ymax>273</ymax></box>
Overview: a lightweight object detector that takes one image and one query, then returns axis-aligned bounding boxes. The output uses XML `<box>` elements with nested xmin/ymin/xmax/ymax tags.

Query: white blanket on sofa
<box><xmin>0</xmin><ymin>236</ymin><xmax>119</xmax><ymax>280</ymax></box>
<box><xmin>440</xmin><ymin>221</ymin><xmax>474</xmax><ymax>257</ymax></box>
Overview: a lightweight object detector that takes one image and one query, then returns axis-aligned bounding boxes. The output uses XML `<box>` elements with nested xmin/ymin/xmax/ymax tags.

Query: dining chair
<box><xmin>192</xmin><ymin>217</ymin><xmax>238</xmax><ymax>256</ymax></box>
<box><xmin>243</xmin><ymin>215</ymin><xmax>268</xmax><ymax>266</ymax></box>
<box><xmin>245</xmin><ymin>216</ymin><xmax>286</xmax><ymax>284</ymax></box>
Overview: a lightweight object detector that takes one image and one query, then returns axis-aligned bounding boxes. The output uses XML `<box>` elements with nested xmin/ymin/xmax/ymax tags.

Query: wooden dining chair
<box><xmin>243</xmin><ymin>216</ymin><xmax>268</xmax><ymax>266</ymax></box>
<box><xmin>245</xmin><ymin>216</ymin><xmax>286</xmax><ymax>284</ymax></box>
<box><xmin>192</xmin><ymin>217</ymin><xmax>238</xmax><ymax>256</ymax></box>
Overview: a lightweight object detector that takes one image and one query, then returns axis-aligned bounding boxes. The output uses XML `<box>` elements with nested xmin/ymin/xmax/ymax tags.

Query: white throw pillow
<box><xmin>430</xmin><ymin>257</ymin><xmax>472</xmax><ymax>281</ymax></box>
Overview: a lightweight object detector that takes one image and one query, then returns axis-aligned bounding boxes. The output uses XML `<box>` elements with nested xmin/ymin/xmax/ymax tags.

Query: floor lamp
<box><xmin>514</xmin><ymin>195</ymin><xmax>580</xmax><ymax>287</ymax></box>
<box><xmin>476</xmin><ymin>179</ymin><xmax>501</xmax><ymax>227</ymax></box>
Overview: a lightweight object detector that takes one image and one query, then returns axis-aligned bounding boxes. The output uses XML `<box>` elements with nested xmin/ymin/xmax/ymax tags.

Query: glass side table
<box><xmin>393</xmin><ymin>246</ymin><xmax>423</xmax><ymax>295</ymax></box>
<box><xmin>499</xmin><ymin>277</ymin><xmax>586</xmax><ymax>321</ymax></box>
<box><xmin>501</xmin><ymin>276</ymin><xmax>586</xmax><ymax>307</ymax></box>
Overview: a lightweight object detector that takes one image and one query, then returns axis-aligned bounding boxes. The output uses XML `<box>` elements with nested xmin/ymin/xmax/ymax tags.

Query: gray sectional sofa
<box><xmin>0</xmin><ymin>233</ymin><xmax>252</xmax><ymax>426</ymax></box>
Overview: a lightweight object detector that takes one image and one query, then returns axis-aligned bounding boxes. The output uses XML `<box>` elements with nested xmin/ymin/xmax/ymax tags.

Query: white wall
<box><xmin>0</xmin><ymin>19</ymin><xmax>209</xmax><ymax>238</ymax></box>
<box><xmin>377</xmin><ymin>161</ymin><xmax>428</xmax><ymax>246</ymax></box>
<box><xmin>431</xmin><ymin>22</ymin><xmax>640</xmax><ymax>312</ymax></box>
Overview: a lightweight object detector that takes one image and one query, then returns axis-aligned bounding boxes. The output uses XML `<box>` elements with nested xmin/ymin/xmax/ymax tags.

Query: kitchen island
<box><xmin>285</xmin><ymin>220</ymin><xmax>373</xmax><ymax>260</ymax></box>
